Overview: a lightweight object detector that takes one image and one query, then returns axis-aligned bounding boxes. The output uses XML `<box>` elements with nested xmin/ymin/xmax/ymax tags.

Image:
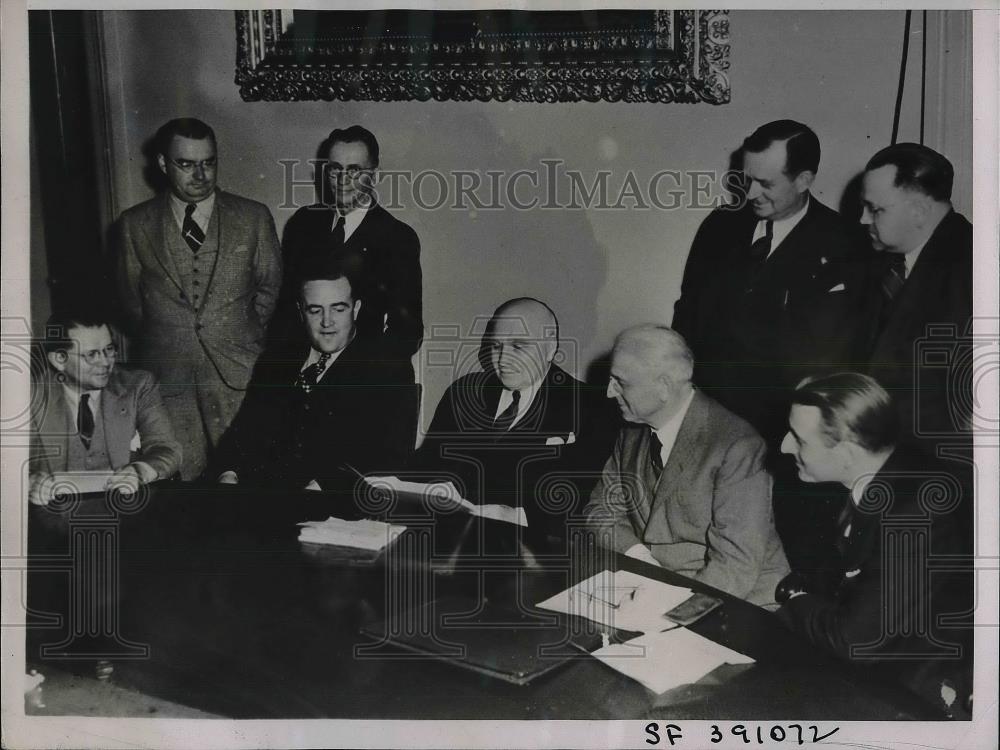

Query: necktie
<box><xmin>749</xmin><ymin>220</ymin><xmax>773</xmax><ymax>264</ymax></box>
<box><xmin>331</xmin><ymin>214</ymin><xmax>345</xmax><ymax>247</ymax></box>
<box><xmin>834</xmin><ymin>498</ymin><xmax>855</xmax><ymax>557</ymax></box>
<box><xmin>296</xmin><ymin>352</ymin><xmax>332</xmax><ymax>393</ymax></box>
<box><xmin>493</xmin><ymin>390</ymin><xmax>521</xmax><ymax>432</ymax></box>
<box><xmin>182</xmin><ymin>203</ymin><xmax>205</xmax><ymax>253</ymax></box>
<box><xmin>78</xmin><ymin>393</ymin><xmax>95</xmax><ymax>450</ymax></box>
<box><xmin>878</xmin><ymin>254</ymin><xmax>907</xmax><ymax>331</ymax></box>
<box><xmin>648</xmin><ymin>430</ymin><xmax>664</xmax><ymax>479</ymax></box>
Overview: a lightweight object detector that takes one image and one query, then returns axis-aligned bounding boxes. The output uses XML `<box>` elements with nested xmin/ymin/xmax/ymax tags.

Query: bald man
<box><xmin>417</xmin><ymin>298</ymin><xmax>617</xmax><ymax>537</ymax></box>
<box><xmin>583</xmin><ymin>325</ymin><xmax>789</xmax><ymax>608</ymax></box>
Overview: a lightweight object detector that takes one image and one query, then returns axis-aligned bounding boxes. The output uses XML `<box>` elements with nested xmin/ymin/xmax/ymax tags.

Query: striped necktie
<box><xmin>182</xmin><ymin>203</ymin><xmax>205</xmax><ymax>253</ymax></box>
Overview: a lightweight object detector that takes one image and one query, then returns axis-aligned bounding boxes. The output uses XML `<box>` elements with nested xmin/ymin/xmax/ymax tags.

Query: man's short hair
<box><xmin>296</xmin><ymin>255</ymin><xmax>357</xmax><ymax>302</ymax></box>
<box><xmin>742</xmin><ymin>120</ymin><xmax>820</xmax><ymax>177</ymax></box>
<box><xmin>865</xmin><ymin>142</ymin><xmax>954</xmax><ymax>202</ymax></box>
<box><xmin>43</xmin><ymin>309</ymin><xmax>112</xmax><ymax>354</ymax></box>
<box><xmin>791</xmin><ymin>372</ymin><xmax>898</xmax><ymax>453</ymax></box>
<box><xmin>324</xmin><ymin>125</ymin><xmax>380</xmax><ymax>167</ymax></box>
<box><xmin>154</xmin><ymin>118</ymin><xmax>217</xmax><ymax>156</ymax></box>
<box><xmin>615</xmin><ymin>325</ymin><xmax>694</xmax><ymax>385</ymax></box>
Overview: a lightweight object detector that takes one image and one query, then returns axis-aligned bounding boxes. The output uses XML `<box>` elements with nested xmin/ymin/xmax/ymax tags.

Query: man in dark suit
<box><xmin>417</xmin><ymin>298</ymin><xmax>617</xmax><ymax>537</ymax></box>
<box><xmin>117</xmin><ymin>118</ymin><xmax>282</xmax><ymax>480</ymax></box>
<box><xmin>857</xmin><ymin>143</ymin><xmax>972</xmax><ymax>452</ymax></box>
<box><xmin>211</xmin><ymin>259</ymin><xmax>413</xmax><ymax>489</ymax></box>
<box><xmin>776</xmin><ymin>373</ymin><xmax>972</xmax><ymax>717</ymax></box>
<box><xmin>583</xmin><ymin>326</ymin><xmax>789</xmax><ymax>608</ymax></box>
<box><xmin>279</xmin><ymin>125</ymin><xmax>422</xmax><ymax>368</ymax></box>
<box><xmin>672</xmin><ymin>120</ymin><xmax>866</xmax><ymax>446</ymax></box>
<box><xmin>29</xmin><ymin>309</ymin><xmax>182</xmax><ymax>505</ymax></box>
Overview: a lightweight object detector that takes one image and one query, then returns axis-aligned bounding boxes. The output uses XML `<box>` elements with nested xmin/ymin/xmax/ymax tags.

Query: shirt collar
<box><xmin>169</xmin><ymin>191</ymin><xmax>216</xmax><ymax>229</ymax></box>
<box><xmin>651</xmin><ymin>386</ymin><xmax>696</xmax><ymax>458</ymax></box>
<box><xmin>754</xmin><ymin>193</ymin><xmax>810</xmax><ymax>255</ymax></box>
<box><xmin>62</xmin><ymin>384</ymin><xmax>102</xmax><ymax>417</ymax></box>
<box><xmin>335</xmin><ymin>204</ymin><xmax>370</xmax><ymax>241</ymax></box>
<box><xmin>301</xmin><ymin>333</ymin><xmax>354</xmax><ymax>376</ymax></box>
<box><xmin>496</xmin><ymin>375</ymin><xmax>545</xmax><ymax>428</ymax></box>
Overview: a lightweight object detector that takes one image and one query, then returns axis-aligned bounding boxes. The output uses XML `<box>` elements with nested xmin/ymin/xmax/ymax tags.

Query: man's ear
<box><xmin>793</xmin><ymin>170</ymin><xmax>816</xmax><ymax>194</ymax></box>
<box><xmin>47</xmin><ymin>350</ymin><xmax>67</xmax><ymax>373</ymax></box>
<box><xmin>352</xmin><ymin>299</ymin><xmax>362</xmax><ymax>320</ymax></box>
<box><xmin>907</xmin><ymin>192</ymin><xmax>934</xmax><ymax>226</ymax></box>
<box><xmin>296</xmin><ymin>301</ymin><xmax>305</xmax><ymax>323</ymax></box>
<box><xmin>837</xmin><ymin>440</ymin><xmax>866</xmax><ymax>470</ymax></box>
<box><xmin>157</xmin><ymin>154</ymin><xmax>167</xmax><ymax>175</ymax></box>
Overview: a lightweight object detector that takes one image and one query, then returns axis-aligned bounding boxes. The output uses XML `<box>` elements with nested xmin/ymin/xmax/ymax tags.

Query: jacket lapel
<box><xmin>644</xmin><ymin>391</ymin><xmax>706</xmax><ymax>538</ymax></box>
<box><xmin>198</xmin><ymin>190</ymin><xmax>226</xmax><ymax>310</ymax></box>
<box><xmin>101</xmin><ymin>373</ymin><xmax>132</xmax><ymax>470</ymax></box>
<box><xmin>147</xmin><ymin>194</ymin><xmax>185</xmax><ymax>293</ymax></box>
<box><xmin>38</xmin><ymin>379</ymin><xmax>73</xmax><ymax>473</ymax></box>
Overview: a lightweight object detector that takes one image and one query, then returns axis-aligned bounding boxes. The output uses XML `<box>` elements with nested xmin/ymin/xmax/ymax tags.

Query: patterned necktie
<box><xmin>878</xmin><ymin>253</ymin><xmax>907</xmax><ymax>331</ymax></box>
<box><xmin>493</xmin><ymin>390</ymin><xmax>521</xmax><ymax>432</ymax></box>
<box><xmin>297</xmin><ymin>352</ymin><xmax>332</xmax><ymax>393</ymax></box>
<box><xmin>648</xmin><ymin>430</ymin><xmax>664</xmax><ymax>479</ymax></box>
<box><xmin>182</xmin><ymin>203</ymin><xmax>205</xmax><ymax>253</ymax></box>
<box><xmin>78</xmin><ymin>393</ymin><xmax>95</xmax><ymax>449</ymax></box>
<box><xmin>331</xmin><ymin>214</ymin><xmax>345</xmax><ymax>247</ymax></box>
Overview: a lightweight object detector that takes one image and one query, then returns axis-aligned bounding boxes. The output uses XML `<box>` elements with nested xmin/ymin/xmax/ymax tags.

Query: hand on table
<box><xmin>27</xmin><ymin>472</ymin><xmax>56</xmax><ymax>506</ymax></box>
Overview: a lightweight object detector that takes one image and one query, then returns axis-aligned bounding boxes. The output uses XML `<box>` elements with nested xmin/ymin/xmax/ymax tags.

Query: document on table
<box><xmin>364</xmin><ymin>476</ymin><xmax>528</xmax><ymax>527</ymax></box>
<box><xmin>48</xmin><ymin>471</ymin><xmax>117</xmax><ymax>495</ymax></box>
<box><xmin>297</xmin><ymin>517</ymin><xmax>407</xmax><ymax>551</ymax></box>
<box><xmin>591</xmin><ymin>627</ymin><xmax>754</xmax><ymax>694</ymax></box>
<box><xmin>535</xmin><ymin>569</ymin><xmax>692</xmax><ymax>634</ymax></box>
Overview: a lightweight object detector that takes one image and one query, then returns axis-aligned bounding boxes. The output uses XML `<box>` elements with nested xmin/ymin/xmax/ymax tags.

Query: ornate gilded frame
<box><xmin>235</xmin><ymin>10</ymin><xmax>730</xmax><ymax>104</ymax></box>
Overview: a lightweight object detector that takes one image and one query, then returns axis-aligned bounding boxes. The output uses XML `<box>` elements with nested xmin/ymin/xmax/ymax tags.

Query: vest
<box><xmin>164</xmin><ymin>207</ymin><xmax>220</xmax><ymax>310</ymax></box>
<box><xmin>64</xmin><ymin>400</ymin><xmax>114</xmax><ymax>472</ymax></box>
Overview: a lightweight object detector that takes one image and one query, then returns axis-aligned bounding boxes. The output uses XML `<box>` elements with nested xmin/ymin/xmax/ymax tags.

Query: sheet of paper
<box><xmin>364</xmin><ymin>476</ymin><xmax>526</xmax><ymax>526</ymax></box>
<box><xmin>297</xmin><ymin>516</ymin><xmax>407</xmax><ymax>551</ymax></box>
<box><xmin>469</xmin><ymin>503</ymin><xmax>528</xmax><ymax>527</ymax></box>
<box><xmin>536</xmin><ymin>569</ymin><xmax>692</xmax><ymax>634</ymax></box>
<box><xmin>592</xmin><ymin>626</ymin><xmax>754</xmax><ymax>694</ymax></box>
<box><xmin>48</xmin><ymin>471</ymin><xmax>116</xmax><ymax>495</ymax></box>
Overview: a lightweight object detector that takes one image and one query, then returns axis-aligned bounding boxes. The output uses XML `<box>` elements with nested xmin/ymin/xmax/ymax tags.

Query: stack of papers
<box><xmin>297</xmin><ymin>517</ymin><xmax>406</xmax><ymax>551</ymax></box>
<box><xmin>536</xmin><ymin>570</ymin><xmax>692</xmax><ymax>634</ymax></box>
<box><xmin>364</xmin><ymin>476</ymin><xmax>528</xmax><ymax>528</ymax></box>
<box><xmin>592</xmin><ymin>627</ymin><xmax>754</xmax><ymax>694</ymax></box>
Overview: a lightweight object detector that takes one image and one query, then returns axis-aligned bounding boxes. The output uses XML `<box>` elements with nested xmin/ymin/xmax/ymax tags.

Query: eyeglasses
<box><xmin>326</xmin><ymin>163</ymin><xmax>374</xmax><ymax>180</ymax></box>
<box><xmin>79</xmin><ymin>344</ymin><xmax>118</xmax><ymax>365</ymax></box>
<box><xmin>169</xmin><ymin>157</ymin><xmax>217</xmax><ymax>173</ymax></box>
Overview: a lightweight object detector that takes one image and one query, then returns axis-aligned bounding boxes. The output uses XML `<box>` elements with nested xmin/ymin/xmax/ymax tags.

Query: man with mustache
<box><xmin>583</xmin><ymin>325</ymin><xmax>789</xmax><ymax>608</ymax></box>
<box><xmin>117</xmin><ymin>118</ymin><xmax>282</xmax><ymax>480</ymax></box>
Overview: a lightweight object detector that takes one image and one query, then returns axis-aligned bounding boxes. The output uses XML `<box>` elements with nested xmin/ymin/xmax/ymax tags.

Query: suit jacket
<box><xmin>416</xmin><ymin>365</ymin><xmax>618</xmax><ymax>537</ymax></box>
<box><xmin>583</xmin><ymin>390</ymin><xmax>790</xmax><ymax>607</ymax></box>
<box><xmin>30</xmin><ymin>367</ymin><xmax>182</xmax><ymax>480</ymax></box>
<box><xmin>861</xmin><ymin>210</ymin><xmax>973</xmax><ymax>446</ymax></box>
<box><xmin>280</xmin><ymin>202</ymin><xmax>423</xmax><ymax>360</ymax></box>
<box><xmin>117</xmin><ymin>189</ymin><xmax>282</xmax><ymax>390</ymax></box>
<box><xmin>211</xmin><ymin>334</ymin><xmax>415</xmax><ymax>489</ymax></box>
<box><xmin>672</xmin><ymin>197</ymin><xmax>868</xmax><ymax>444</ymax></box>
<box><xmin>777</xmin><ymin>446</ymin><xmax>973</xmax><ymax>712</ymax></box>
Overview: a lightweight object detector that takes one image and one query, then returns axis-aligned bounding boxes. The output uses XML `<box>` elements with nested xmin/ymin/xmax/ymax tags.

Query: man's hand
<box><xmin>27</xmin><ymin>472</ymin><xmax>56</xmax><ymax>506</ymax></box>
<box><xmin>625</xmin><ymin>543</ymin><xmax>662</xmax><ymax>567</ymax></box>
<box><xmin>217</xmin><ymin>471</ymin><xmax>239</xmax><ymax>485</ymax></box>
<box><xmin>106</xmin><ymin>465</ymin><xmax>142</xmax><ymax>496</ymax></box>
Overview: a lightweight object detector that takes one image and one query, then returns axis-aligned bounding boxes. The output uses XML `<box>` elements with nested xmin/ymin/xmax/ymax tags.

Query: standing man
<box><xmin>280</xmin><ymin>125</ymin><xmax>423</xmax><ymax>368</ymax></box>
<box><xmin>117</xmin><ymin>118</ymin><xmax>282</xmax><ymax>480</ymax></box>
<box><xmin>858</xmin><ymin>143</ymin><xmax>972</xmax><ymax>450</ymax></box>
<box><xmin>673</xmin><ymin>120</ymin><xmax>866</xmax><ymax>445</ymax></box>
<box><xmin>583</xmin><ymin>325</ymin><xmax>789</xmax><ymax>608</ymax></box>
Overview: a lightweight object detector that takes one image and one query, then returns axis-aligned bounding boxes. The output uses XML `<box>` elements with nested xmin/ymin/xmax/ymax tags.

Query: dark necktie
<box><xmin>493</xmin><ymin>390</ymin><xmax>521</xmax><ymax>432</ymax></box>
<box><xmin>182</xmin><ymin>203</ymin><xmax>205</xmax><ymax>253</ymax></box>
<box><xmin>878</xmin><ymin>254</ymin><xmax>907</xmax><ymax>331</ymax></box>
<box><xmin>331</xmin><ymin>214</ymin><xmax>345</xmax><ymax>247</ymax></box>
<box><xmin>648</xmin><ymin>430</ymin><xmax>664</xmax><ymax>479</ymax></box>
<box><xmin>78</xmin><ymin>393</ymin><xmax>95</xmax><ymax>449</ymax></box>
<box><xmin>296</xmin><ymin>352</ymin><xmax>332</xmax><ymax>393</ymax></box>
<box><xmin>744</xmin><ymin>220</ymin><xmax>773</xmax><ymax>290</ymax></box>
<box><xmin>834</xmin><ymin>498</ymin><xmax>855</xmax><ymax>557</ymax></box>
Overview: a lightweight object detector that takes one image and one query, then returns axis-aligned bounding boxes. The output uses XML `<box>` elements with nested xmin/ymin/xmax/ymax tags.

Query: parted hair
<box><xmin>791</xmin><ymin>372</ymin><xmax>899</xmax><ymax>453</ymax></box>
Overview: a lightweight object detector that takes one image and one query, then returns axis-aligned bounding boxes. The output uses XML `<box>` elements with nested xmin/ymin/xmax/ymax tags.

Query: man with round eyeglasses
<box><xmin>116</xmin><ymin>117</ymin><xmax>282</xmax><ymax>480</ymax></box>
<box><xmin>29</xmin><ymin>310</ymin><xmax>182</xmax><ymax>505</ymax></box>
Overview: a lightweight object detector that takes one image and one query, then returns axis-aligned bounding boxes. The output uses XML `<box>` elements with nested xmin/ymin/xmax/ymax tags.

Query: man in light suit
<box><xmin>584</xmin><ymin>325</ymin><xmax>789</xmax><ymax>608</ymax></box>
<box><xmin>117</xmin><ymin>118</ymin><xmax>282</xmax><ymax>479</ymax></box>
<box><xmin>29</xmin><ymin>310</ymin><xmax>182</xmax><ymax>505</ymax></box>
<box><xmin>279</xmin><ymin>125</ymin><xmax>422</xmax><ymax>369</ymax></box>
<box><xmin>418</xmin><ymin>297</ymin><xmax>617</xmax><ymax>538</ymax></box>
<box><xmin>858</xmin><ymin>143</ymin><xmax>972</xmax><ymax>451</ymax></box>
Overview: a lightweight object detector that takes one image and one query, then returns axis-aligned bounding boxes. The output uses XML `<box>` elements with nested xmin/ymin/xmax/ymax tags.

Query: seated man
<box><xmin>417</xmin><ymin>297</ymin><xmax>617</xmax><ymax>537</ymax></box>
<box><xmin>583</xmin><ymin>325</ymin><xmax>789</xmax><ymax>608</ymax></box>
<box><xmin>212</xmin><ymin>259</ymin><xmax>413</xmax><ymax>489</ymax></box>
<box><xmin>776</xmin><ymin>372</ymin><xmax>972</xmax><ymax>715</ymax></box>
<box><xmin>29</xmin><ymin>310</ymin><xmax>182</xmax><ymax>504</ymax></box>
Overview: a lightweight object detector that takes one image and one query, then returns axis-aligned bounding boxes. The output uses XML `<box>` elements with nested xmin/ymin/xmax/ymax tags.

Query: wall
<box><xmin>95</xmin><ymin>9</ymin><xmax>972</xmax><ymax>431</ymax></box>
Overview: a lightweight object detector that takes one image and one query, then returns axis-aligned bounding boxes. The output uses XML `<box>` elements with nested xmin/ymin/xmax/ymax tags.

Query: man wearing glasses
<box><xmin>280</xmin><ymin>125</ymin><xmax>423</xmax><ymax>374</ymax></box>
<box><xmin>29</xmin><ymin>310</ymin><xmax>182</xmax><ymax>505</ymax></box>
<box><xmin>117</xmin><ymin>118</ymin><xmax>282</xmax><ymax>480</ymax></box>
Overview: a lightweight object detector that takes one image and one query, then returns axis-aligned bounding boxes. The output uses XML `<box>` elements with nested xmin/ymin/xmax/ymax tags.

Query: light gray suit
<box><xmin>117</xmin><ymin>189</ymin><xmax>281</xmax><ymax>479</ymax></box>
<box><xmin>584</xmin><ymin>390</ymin><xmax>789</xmax><ymax>607</ymax></box>
<box><xmin>30</xmin><ymin>367</ymin><xmax>182</xmax><ymax>481</ymax></box>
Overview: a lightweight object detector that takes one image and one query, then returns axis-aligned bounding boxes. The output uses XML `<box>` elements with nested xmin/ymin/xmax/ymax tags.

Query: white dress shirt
<box><xmin>299</xmin><ymin>343</ymin><xmax>349</xmax><ymax>381</ymax></box>
<box><xmin>493</xmin><ymin>378</ymin><xmax>544</xmax><ymax>430</ymax></box>
<box><xmin>752</xmin><ymin>194</ymin><xmax>810</xmax><ymax>258</ymax></box>
<box><xmin>169</xmin><ymin>192</ymin><xmax>216</xmax><ymax>233</ymax></box>
<box><xmin>650</xmin><ymin>387</ymin><xmax>697</xmax><ymax>468</ymax></box>
<box><xmin>62</xmin><ymin>385</ymin><xmax>100</xmax><ymax>425</ymax></box>
<box><xmin>333</xmin><ymin>204</ymin><xmax>370</xmax><ymax>243</ymax></box>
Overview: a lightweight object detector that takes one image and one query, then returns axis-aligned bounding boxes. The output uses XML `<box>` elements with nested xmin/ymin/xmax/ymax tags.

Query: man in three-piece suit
<box><xmin>672</xmin><ymin>120</ymin><xmax>867</xmax><ymax>446</ymax></box>
<box><xmin>857</xmin><ymin>143</ymin><xmax>972</xmax><ymax>451</ymax></box>
<box><xmin>117</xmin><ymin>118</ymin><xmax>282</xmax><ymax>480</ymax></box>
<box><xmin>776</xmin><ymin>373</ymin><xmax>972</xmax><ymax>717</ymax></box>
<box><xmin>29</xmin><ymin>310</ymin><xmax>182</xmax><ymax>505</ymax></box>
<box><xmin>417</xmin><ymin>297</ymin><xmax>617</xmax><ymax>538</ymax></box>
<box><xmin>279</xmin><ymin>125</ymin><xmax>422</xmax><ymax>368</ymax></box>
<box><xmin>583</xmin><ymin>326</ymin><xmax>789</xmax><ymax>608</ymax></box>
<box><xmin>211</xmin><ymin>259</ymin><xmax>414</xmax><ymax>489</ymax></box>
